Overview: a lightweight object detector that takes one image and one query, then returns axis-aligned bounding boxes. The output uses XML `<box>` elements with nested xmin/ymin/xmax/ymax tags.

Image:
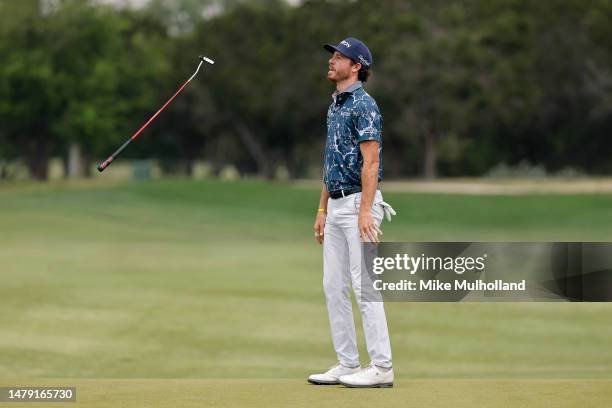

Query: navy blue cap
<box><xmin>324</xmin><ymin>37</ymin><xmax>373</xmax><ymax>69</ymax></box>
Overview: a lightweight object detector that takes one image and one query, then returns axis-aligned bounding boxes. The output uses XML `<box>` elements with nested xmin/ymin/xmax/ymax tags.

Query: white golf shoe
<box><xmin>307</xmin><ymin>363</ymin><xmax>361</xmax><ymax>385</ymax></box>
<box><xmin>339</xmin><ymin>363</ymin><xmax>394</xmax><ymax>388</ymax></box>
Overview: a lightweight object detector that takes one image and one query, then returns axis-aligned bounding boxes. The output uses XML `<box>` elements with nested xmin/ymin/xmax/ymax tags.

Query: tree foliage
<box><xmin>1</xmin><ymin>0</ymin><xmax>611</xmax><ymax>179</ymax></box>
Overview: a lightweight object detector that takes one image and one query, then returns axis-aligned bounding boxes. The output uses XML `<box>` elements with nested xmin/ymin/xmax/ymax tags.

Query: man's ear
<box><xmin>352</xmin><ymin>62</ymin><xmax>362</xmax><ymax>73</ymax></box>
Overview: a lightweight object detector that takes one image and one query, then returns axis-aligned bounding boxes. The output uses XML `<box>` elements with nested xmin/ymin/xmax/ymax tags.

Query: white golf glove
<box><xmin>379</xmin><ymin>201</ymin><xmax>396</xmax><ymax>222</ymax></box>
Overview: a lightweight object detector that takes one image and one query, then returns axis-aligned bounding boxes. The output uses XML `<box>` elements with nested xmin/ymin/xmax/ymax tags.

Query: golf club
<box><xmin>97</xmin><ymin>55</ymin><xmax>214</xmax><ymax>172</ymax></box>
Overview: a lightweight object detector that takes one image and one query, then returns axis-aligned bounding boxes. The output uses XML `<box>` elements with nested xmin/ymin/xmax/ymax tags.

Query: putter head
<box><xmin>199</xmin><ymin>55</ymin><xmax>215</xmax><ymax>65</ymax></box>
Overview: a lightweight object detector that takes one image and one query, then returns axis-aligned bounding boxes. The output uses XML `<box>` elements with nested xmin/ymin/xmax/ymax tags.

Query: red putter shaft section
<box><xmin>130</xmin><ymin>77</ymin><xmax>192</xmax><ymax>141</ymax></box>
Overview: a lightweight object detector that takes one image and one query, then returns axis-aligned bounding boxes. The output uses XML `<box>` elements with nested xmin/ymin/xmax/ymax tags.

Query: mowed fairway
<box><xmin>0</xmin><ymin>179</ymin><xmax>611</xmax><ymax>407</ymax></box>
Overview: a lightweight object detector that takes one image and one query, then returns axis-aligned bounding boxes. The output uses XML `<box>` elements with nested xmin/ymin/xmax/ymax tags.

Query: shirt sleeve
<box><xmin>354</xmin><ymin>101</ymin><xmax>382</xmax><ymax>143</ymax></box>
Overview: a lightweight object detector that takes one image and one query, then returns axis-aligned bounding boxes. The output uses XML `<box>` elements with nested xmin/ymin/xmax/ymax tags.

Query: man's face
<box><xmin>327</xmin><ymin>51</ymin><xmax>358</xmax><ymax>82</ymax></box>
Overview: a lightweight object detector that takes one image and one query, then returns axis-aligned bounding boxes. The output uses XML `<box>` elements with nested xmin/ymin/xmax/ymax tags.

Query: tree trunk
<box><xmin>184</xmin><ymin>159</ymin><xmax>194</xmax><ymax>177</ymax></box>
<box><xmin>67</xmin><ymin>143</ymin><xmax>82</xmax><ymax>178</ymax></box>
<box><xmin>83</xmin><ymin>157</ymin><xmax>92</xmax><ymax>177</ymax></box>
<box><xmin>232</xmin><ymin>118</ymin><xmax>272</xmax><ymax>178</ymax></box>
<box><xmin>24</xmin><ymin>137</ymin><xmax>49</xmax><ymax>180</ymax></box>
<box><xmin>423</xmin><ymin>131</ymin><xmax>437</xmax><ymax>179</ymax></box>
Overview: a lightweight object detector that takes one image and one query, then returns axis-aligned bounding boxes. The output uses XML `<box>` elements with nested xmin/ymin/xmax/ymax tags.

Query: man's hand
<box><xmin>314</xmin><ymin>185</ymin><xmax>330</xmax><ymax>245</ymax></box>
<box><xmin>313</xmin><ymin>212</ymin><xmax>326</xmax><ymax>244</ymax></box>
<box><xmin>359</xmin><ymin>209</ymin><xmax>383</xmax><ymax>243</ymax></box>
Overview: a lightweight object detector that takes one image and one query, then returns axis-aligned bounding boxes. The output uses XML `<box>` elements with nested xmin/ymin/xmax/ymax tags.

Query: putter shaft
<box><xmin>97</xmin><ymin>56</ymin><xmax>212</xmax><ymax>172</ymax></box>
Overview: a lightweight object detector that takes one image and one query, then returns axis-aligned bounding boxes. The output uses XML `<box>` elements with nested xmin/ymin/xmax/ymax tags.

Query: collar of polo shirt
<box><xmin>332</xmin><ymin>81</ymin><xmax>363</xmax><ymax>102</ymax></box>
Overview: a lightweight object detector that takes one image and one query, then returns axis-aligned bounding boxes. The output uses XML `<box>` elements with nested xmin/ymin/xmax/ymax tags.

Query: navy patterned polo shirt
<box><xmin>323</xmin><ymin>81</ymin><xmax>383</xmax><ymax>193</ymax></box>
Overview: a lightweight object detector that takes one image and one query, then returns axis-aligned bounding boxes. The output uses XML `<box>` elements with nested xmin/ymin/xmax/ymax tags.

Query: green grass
<box><xmin>0</xmin><ymin>179</ymin><xmax>611</xmax><ymax>406</ymax></box>
<box><xmin>1</xmin><ymin>378</ymin><xmax>611</xmax><ymax>408</ymax></box>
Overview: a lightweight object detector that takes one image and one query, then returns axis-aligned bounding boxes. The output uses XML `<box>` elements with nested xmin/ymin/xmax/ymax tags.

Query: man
<box><xmin>308</xmin><ymin>37</ymin><xmax>396</xmax><ymax>388</ymax></box>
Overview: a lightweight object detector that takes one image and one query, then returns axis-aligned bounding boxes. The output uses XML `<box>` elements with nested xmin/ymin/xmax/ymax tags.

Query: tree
<box><xmin>0</xmin><ymin>0</ymin><xmax>169</xmax><ymax>179</ymax></box>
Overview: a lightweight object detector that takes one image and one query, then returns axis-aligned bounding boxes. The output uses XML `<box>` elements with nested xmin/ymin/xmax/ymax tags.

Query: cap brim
<box><xmin>324</xmin><ymin>43</ymin><xmax>357</xmax><ymax>65</ymax></box>
<box><xmin>324</xmin><ymin>44</ymin><xmax>343</xmax><ymax>55</ymax></box>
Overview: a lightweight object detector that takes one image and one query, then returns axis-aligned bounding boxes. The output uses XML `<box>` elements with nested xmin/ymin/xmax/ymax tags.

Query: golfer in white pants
<box><xmin>308</xmin><ymin>37</ymin><xmax>395</xmax><ymax>388</ymax></box>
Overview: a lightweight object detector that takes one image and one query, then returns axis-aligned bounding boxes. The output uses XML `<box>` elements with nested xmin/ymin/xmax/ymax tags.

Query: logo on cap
<box><xmin>341</xmin><ymin>40</ymin><xmax>351</xmax><ymax>48</ymax></box>
<box><xmin>357</xmin><ymin>55</ymin><xmax>370</xmax><ymax>67</ymax></box>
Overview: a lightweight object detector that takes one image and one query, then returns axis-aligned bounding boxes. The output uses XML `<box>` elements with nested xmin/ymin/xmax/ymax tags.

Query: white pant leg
<box><xmin>323</xmin><ymin>196</ymin><xmax>359</xmax><ymax>368</ymax></box>
<box><xmin>342</xmin><ymin>191</ymin><xmax>393</xmax><ymax>368</ymax></box>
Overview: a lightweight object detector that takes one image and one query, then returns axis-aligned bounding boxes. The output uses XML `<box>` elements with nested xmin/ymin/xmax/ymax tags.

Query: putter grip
<box><xmin>97</xmin><ymin>157</ymin><xmax>114</xmax><ymax>172</ymax></box>
<box><xmin>97</xmin><ymin>138</ymin><xmax>133</xmax><ymax>173</ymax></box>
